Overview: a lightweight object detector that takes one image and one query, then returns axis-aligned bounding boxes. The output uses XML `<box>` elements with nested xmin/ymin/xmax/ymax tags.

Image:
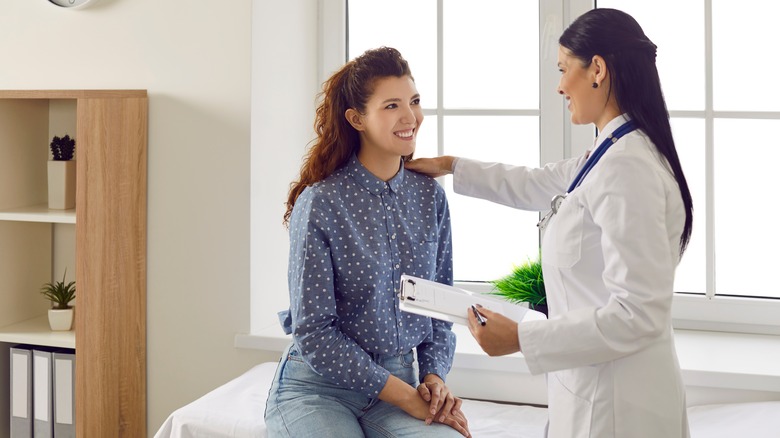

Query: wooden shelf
<box><xmin>0</xmin><ymin>204</ymin><xmax>76</xmax><ymax>224</ymax></box>
<box><xmin>0</xmin><ymin>89</ymin><xmax>147</xmax><ymax>99</ymax></box>
<box><xmin>0</xmin><ymin>315</ymin><xmax>75</xmax><ymax>349</ymax></box>
<box><xmin>0</xmin><ymin>89</ymin><xmax>147</xmax><ymax>436</ymax></box>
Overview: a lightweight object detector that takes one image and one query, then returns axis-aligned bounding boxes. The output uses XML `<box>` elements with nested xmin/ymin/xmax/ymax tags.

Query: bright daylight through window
<box><xmin>347</xmin><ymin>0</ymin><xmax>780</xmax><ymax>302</ymax></box>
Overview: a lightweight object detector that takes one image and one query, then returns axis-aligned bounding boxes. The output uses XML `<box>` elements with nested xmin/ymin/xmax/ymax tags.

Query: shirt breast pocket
<box><xmin>410</xmin><ymin>238</ymin><xmax>437</xmax><ymax>278</ymax></box>
<box><xmin>544</xmin><ymin>198</ymin><xmax>584</xmax><ymax>269</ymax></box>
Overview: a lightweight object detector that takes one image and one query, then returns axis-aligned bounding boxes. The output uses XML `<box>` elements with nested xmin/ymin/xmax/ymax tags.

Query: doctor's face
<box><xmin>557</xmin><ymin>46</ymin><xmax>601</xmax><ymax>126</ymax></box>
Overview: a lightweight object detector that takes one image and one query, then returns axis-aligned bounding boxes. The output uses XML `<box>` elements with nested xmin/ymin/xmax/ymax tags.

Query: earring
<box><xmin>592</xmin><ymin>82</ymin><xmax>598</xmax><ymax>89</ymax></box>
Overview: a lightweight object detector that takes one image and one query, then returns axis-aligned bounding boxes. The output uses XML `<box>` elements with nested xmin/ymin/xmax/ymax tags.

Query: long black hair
<box><xmin>560</xmin><ymin>8</ymin><xmax>693</xmax><ymax>256</ymax></box>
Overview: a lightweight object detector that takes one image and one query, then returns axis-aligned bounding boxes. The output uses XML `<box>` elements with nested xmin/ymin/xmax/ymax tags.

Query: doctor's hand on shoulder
<box><xmin>467</xmin><ymin>305</ymin><xmax>522</xmax><ymax>356</ymax></box>
<box><xmin>405</xmin><ymin>156</ymin><xmax>457</xmax><ymax>178</ymax></box>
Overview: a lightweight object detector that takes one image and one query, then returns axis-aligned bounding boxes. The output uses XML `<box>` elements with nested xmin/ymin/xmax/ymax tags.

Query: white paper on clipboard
<box><xmin>398</xmin><ymin>274</ymin><xmax>547</xmax><ymax>325</ymax></box>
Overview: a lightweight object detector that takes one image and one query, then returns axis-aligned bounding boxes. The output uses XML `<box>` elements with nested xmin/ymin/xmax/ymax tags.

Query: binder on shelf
<box><xmin>52</xmin><ymin>350</ymin><xmax>75</xmax><ymax>438</ymax></box>
<box><xmin>398</xmin><ymin>274</ymin><xmax>547</xmax><ymax>325</ymax></box>
<box><xmin>33</xmin><ymin>349</ymin><xmax>53</xmax><ymax>438</ymax></box>
<box><xmin>10</xmin><ymin>346</ymin><xmax>32</xmax><ymax>438</ymax></box>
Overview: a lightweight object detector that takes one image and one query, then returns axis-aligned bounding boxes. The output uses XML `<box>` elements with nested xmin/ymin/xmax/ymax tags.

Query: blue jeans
<box><xmin>264</xmin><ymin>343</ymin><xmax>463</xmax><ymax>438</ymax></box>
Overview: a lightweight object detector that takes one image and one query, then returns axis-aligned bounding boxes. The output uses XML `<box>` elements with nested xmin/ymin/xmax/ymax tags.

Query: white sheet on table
<box><xmin>154</xmin><ymin>362</ymin><xmax>548</xmax><ymax>438</ymax></box>
<box><xmin>689</xmin><ymin>401</ymin><xmax>780</xmax><ymax>438</ymax></box>
<box><xmin>154</xmin><ymin>362</ymin><xmax>275</xmax><ymax>438</ymax></box>
<box><xmin>154</xmin><ymin>361</ymin><xmax>780</xmax><ymax>438</ymax></box>
<box><xmin>461</xmin><ymin>398</ymin><xmax>547</xmax><ymax>437</ymax></box>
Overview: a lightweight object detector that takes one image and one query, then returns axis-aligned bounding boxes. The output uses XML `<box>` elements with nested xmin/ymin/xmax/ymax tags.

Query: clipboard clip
<box><xmin>399</xmin><ymin>278</ymin><xmax>416</xmax><ymax>301</ymax></box>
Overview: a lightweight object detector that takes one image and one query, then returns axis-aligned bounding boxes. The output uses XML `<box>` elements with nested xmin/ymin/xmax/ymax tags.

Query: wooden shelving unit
<box><xmin>0</xmin><ymin>316</ymin><xmax>75</xmax><ymax>349</ymax></box>
<box><xmin>0</xmin><ymin>204</ymin><xmax>75</xmax><ymax>224</ymax></box>
<box><xmin>0</xmin><ymin>90</ymin><xmax>147</xmax><ymax>437</ymax></box>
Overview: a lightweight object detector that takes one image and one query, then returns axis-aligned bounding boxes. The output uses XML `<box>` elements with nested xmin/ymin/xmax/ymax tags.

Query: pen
<box><xmin>471</xmin><ymin>305</ymin><xmax>487</xmax><ymax>326</ymax></box>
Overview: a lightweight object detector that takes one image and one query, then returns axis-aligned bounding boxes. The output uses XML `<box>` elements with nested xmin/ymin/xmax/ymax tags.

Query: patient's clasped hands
<box><xmin>416</xmin><ymin>375</ymin><xmax>471</xmax><ymax>437</ymax></box>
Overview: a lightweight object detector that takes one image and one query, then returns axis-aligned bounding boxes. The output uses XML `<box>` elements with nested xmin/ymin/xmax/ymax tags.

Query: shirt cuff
<box><xmin>365</xmin><ymin>363</ymin><xmax>392</xmax><ymax>399</ymax></box>
<box><xmin>418</xmin><ymin>362</ymin><xmax>448</xmax><ymax>383</ymax></box>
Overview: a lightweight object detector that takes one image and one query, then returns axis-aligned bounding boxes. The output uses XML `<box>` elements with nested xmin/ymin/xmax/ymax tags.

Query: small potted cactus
<box><xmin>48</xmin><ymin>134</ymin><xmax>77</xmax><ymax>209</ymax></box>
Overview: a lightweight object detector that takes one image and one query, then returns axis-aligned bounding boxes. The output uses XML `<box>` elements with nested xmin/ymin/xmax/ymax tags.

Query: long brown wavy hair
<box><xmin>283</xmin><ymin>47</ymin><xmax>413</xmax><ymax>226</ymax></box>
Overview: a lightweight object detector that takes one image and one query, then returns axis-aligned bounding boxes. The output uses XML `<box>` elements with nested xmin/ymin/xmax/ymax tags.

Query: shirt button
<box><xmin>398</xmin><ymin>321</ymin><xmax>403</xmax><ymax>327</ymax></box>
<box><xmin>391</xmin><ymin>233</ymin><xmax>397</xmax><ymax>239</ymax></box>
<box><xmin>395</xmin><ymin>264</ymin><xmax>400</xmax><ymax>269</ymax></box>
<box><xmin>386</xmin><ymin>205</ymin><xmax>392</xmax><ymax>211</ymax></box>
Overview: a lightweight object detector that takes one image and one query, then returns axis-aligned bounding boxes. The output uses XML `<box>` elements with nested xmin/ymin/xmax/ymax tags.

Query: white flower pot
<box><xmin>48</xmin><ymin>308</ymin><xmax>74</xmax><ymax>331</ymax></box>
<box><xmin>48</xmin><ymin>160</ymin><xmax>76</xmax><ymax>209</ymax></box>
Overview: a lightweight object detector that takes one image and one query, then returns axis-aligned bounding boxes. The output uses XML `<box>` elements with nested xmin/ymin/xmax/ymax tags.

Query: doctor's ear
<box><xmin>345</xmin><ymin>108</ymin><xmax>366</xmax><ymax>132</ymax></box>
<box><xmin>590</xmin><ymin>55</ymin><xmax>609</xmax><ymax>88</ymax></box>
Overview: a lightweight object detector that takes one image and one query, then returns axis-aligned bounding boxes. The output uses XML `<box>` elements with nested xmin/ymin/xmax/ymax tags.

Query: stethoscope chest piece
<box><xmin>537</xmin><ymin>194</ymin><xmax>567</xmax><ymax>230</ymax></box>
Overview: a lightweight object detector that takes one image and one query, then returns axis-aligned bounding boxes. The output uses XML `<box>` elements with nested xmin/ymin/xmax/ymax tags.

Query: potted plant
<box><xmin>48</xmin><ymin>134</ymin><xmax>77</xmax><ymax>209</ymax></box>
<box><xmin>490</xmin><ymin>254</ymin><xmax>547</xmax><ymax>317</ymax></box>
<box><xmin>40</xmin><ymin>270</ymin><xmax>76</xmax><ymax>331</ymax></box>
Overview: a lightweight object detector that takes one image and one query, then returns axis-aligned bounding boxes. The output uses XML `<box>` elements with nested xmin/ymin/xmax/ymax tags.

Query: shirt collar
<box><xmin>592</xmin><ymin>114</ymin><xmax>631</xmax><ymax>154</ymax></box>
<box><xmin>346</xmin><ymin>154</ymin><xmax>405</xmax><ymax>195</ymax></box>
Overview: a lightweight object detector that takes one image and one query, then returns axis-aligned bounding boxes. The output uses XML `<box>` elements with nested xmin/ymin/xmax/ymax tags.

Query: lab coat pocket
<box><xmin>548</xmin><ymin>367</ymin><xmax>598</xmax><ymax>438</ymax></box>
<box><xmin>544</xmin><ymin>199</ymin><xmax>584</xmax><ymax>269</ymax></box>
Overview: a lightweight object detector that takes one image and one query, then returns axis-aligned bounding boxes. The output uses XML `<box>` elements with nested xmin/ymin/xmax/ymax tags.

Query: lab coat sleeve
<box><xmin>519</xmin><ymin>149</ymin><xmax>680</xmax><ymax>374</ymax></box>
<box><xmin>453</xmin><ymin>157</ymin><xmax>583</xmax><ymax>211</ymax></box>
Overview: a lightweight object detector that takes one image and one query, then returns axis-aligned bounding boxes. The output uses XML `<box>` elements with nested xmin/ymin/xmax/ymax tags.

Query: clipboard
<box><xmin>398</xmin><ymin>274</ymin><xmax>547</xmax><ymax>325</ymax></box>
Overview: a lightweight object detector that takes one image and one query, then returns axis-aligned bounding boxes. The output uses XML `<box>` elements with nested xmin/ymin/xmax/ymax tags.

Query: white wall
<box><xmin>250</xmin><ymin>1</ymin><xmax>319</xmax><ymax>333</ymax></box>
<box><xmin>0</xmin><ymin>1</ymin><xmax>292</xmax><ymax>435</ymax></box>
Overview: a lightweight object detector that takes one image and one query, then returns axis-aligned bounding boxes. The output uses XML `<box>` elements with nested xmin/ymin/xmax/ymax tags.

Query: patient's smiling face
<box><xmin>347</xmin><ymin>74</ymin><xmax>423</xmax><ymax>178</ymax></box>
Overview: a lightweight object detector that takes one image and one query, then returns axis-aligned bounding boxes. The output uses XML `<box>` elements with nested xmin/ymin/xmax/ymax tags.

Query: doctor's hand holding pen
<box><xmin>466</xmin><ymin>304</ymin><xmax>522</xmax><ymax>357</ymax></box>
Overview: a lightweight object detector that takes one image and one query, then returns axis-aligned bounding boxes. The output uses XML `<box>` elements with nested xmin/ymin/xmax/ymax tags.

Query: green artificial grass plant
<box><xmin>490</xmin><ymin>255</ymin><xmax>545</xmax><ymax>306</ymax></box>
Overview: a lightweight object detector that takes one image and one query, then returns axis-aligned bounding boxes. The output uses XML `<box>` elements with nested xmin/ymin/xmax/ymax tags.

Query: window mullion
<box><xmin>705</xmin><ymin>0</ymin><xmax>715</xmax><ymax>299</ymax></box>
<box><xmin>318</xmin><ymin>0</ymin><xmax>347</xmax><ymax>85</ymax></box>
<box><xmin>539</xmin><ymin>0</ymin><xmax>566</xmax><ymax>166</ymax></box>
<box><xmin>437</xmin><ymin>0</ymin><xmax>444</xmax><ymax>157</ymax></box>
<box><xmin>567</xmin><ymin>0</ymin><xmax>597</xmax><ymax>156</ymax></box>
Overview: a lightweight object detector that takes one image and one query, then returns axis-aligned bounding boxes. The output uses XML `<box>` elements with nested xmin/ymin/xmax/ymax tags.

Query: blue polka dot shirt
<box><xmin>278</xmin><ymin>154</ymin><xmax>456</xmax><ymax>398</ymax></box>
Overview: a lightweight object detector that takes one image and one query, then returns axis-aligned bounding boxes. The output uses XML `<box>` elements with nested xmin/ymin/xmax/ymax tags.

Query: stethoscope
<box><xmin>537</xmin><ymin>120</ymin><xmax>637</xmax><ymax>230</ymax></box>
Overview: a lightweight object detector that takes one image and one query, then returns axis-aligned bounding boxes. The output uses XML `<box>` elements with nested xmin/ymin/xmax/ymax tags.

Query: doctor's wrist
<box><xmin>441</xmin><ymin>156</ymin><xmax>457</xmax><ymax>174</ymax></box>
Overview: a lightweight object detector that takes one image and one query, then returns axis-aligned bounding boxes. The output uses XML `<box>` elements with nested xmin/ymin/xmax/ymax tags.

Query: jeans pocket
<box><xmin>400</xmin><ymin>351</ymin><xmax>415</xmax><ymax>369</ymax></box>
<box><xmin>287</xmin><ymin>345</ymin><xmax>305</xmax><ymax>363</ymax></box>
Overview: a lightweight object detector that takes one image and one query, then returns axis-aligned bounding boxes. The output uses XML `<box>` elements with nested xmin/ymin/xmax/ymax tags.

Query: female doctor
<box><xmin>405</xmin><ymin>8</ymin><xmax>693</xmax><ymax>438</ymax></box>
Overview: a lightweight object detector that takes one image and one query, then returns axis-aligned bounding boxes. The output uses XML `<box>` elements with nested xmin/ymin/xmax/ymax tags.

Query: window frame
<box><xmin>314</xmin><ymin>0</ymin><xmax>780</xmax><ymax>335</ymax></box>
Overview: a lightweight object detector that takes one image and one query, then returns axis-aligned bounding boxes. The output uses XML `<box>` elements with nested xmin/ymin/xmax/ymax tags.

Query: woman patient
<box><xmin>264</xmin><ymin>47</ymin><xmax>470</xmax><ymax>438</ymax></box>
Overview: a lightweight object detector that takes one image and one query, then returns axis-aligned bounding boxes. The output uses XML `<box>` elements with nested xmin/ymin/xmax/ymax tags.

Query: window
<box><xmin>243</xmin><ymin>0</ymin><xmax>780</xmax><ymax>338</ymax></box>
<box><xmin>345</xmin><ymin>0</ymin><xmax>780</xmax><ymax>302</ymax></box>
<box><xmin>348</xmin><ymin>0</ymin><xmax>542</xmax><ymax>281</ymax></box>
<box><xmin>327</xmin><ymin>0</ymin><xmax>780</xmax><ymax>333</ymax></box>
<box><xmin>599</xmin><ymin>0</ymin><xmax>780</xmax><ymax>301</ymax></box>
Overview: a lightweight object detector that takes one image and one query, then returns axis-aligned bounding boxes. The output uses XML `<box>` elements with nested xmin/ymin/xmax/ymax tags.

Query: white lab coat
<box><xmin>453</xmin><ymin>115</ymin><xmax>690</xmax><ymax>438</ymax></box>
